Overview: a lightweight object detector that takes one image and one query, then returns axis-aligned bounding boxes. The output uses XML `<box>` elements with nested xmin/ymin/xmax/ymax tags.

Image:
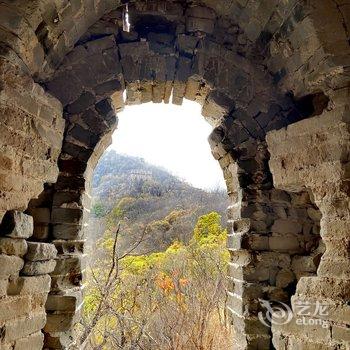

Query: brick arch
<box><xmin>1</xmin><ymin>0</ymin><xmax>347</xmax><ymax>226</ymax></box>
<box><xmin>0</xmin><ymin>0</ymin><xmax>348</xmax><ymax>93</ymax></box>
<box><xmin>0</xmin><ymin>1</ymin><xmax>349</xmax><ymax>350</ymax></box>
<box><xmin>30</xmin><ymin>5</ymin><xmax>325</xmax><ymax>348</ymax></box>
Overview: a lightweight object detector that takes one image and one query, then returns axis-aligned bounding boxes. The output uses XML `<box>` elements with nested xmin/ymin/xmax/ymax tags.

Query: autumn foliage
<box><xmin>81</xmin><ymin>212</ymin><xmax>232</xmax><ymax>349</ymax></box>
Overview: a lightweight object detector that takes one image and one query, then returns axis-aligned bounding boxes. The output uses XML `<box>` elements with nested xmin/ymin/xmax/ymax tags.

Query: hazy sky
<box><xmin>108</xmin><ymin>100</ymin><xmax>226</xmax><ymax>190</ymax></box>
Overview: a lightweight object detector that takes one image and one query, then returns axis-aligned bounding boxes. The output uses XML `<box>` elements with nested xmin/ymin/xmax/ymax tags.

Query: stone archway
<box><xmin>32</xmin><ymin>7</ymin><xmax>303</xmax><ymax>346</ymax></box>
<box><xmin>0</xmin><ymin>1</ymin><xmax>349</xmax><ymax>349</ymax></box>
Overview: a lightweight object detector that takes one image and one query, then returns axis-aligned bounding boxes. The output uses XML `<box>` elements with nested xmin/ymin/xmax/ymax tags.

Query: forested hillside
<box><xmin>88</xmin><ymin>150</ymin><xmax>229</xmax><ymax>254</ymax></box>
<box><xmin>82</xmin><ymin>150</ymin><xmax>233</xmax><ymax>349</ymax></box>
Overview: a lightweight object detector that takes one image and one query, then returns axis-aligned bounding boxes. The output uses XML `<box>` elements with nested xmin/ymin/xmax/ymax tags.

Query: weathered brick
<box><xmin>52</xmin><ymin>223</ymin><xmax>83</xmax><ymax>240</ymax></box>
<box><xmin>52</xmin><ymin>256</ymin><xmax>86</xmax><ymax>276</ymax></box>
<box><xmin>295</xmin><ymin>276</ymin><xmax>350</xmax><ymax>300</ymax></box>
<box><xmin>14</xmin><ymin>331</ymin><xmax>44</xmax><ymax>350</ymax></box>
<box><xmin>0</xmin><ymin>211</ymin><xmax>33</xmax><ymax>239</ymax></box>
<box><xmin>186</xmin><ymin>6</ymin><xmax>216</xmax><ymax>19</ymax></box>
<box><xmin>271</xmin><ymin>315</ymin><xmax>331</xmax><ymax>342</ymax></box>
<box><xmin>186</xmin><ymin>17</ymin><xmax>215</xmax><ymax>33</ymax></box>
<box><xmin>25</xmin><ymin>242</ymin><xmax>57</xmax><ymax>261</ymax></box>
<box><xmin>21</xmin><ymin>259</ymin><xmax>56</xmax><ymax>276</ymax></box>
<box><xmin>0</xmin><ymin>237</ymin><xmax>27</xmax><ymax>256</ymax></box>
<box><xmin>231</xmin><ymin>313</ymin><xmax>270</xmax><ymax>336</ymax></box>
<box><xmin>0</xmin><ymin>295</ymin><xmax>31</xmax><ymax>323</ymax></box>
<box><xmin>332</xmin><ymin>324</ymin><xmax>350</xmax><ymax>343</ymax></box>
<box><xmin>46</xmin><ymin>292</ymin><xmax>82</xmax><ymax>312</ymax></box>
<box><xmin>292</xmin><ymin>255</ymin><xmax>318</xmax><ymax>273</ymax></box>
<box><xmin>44</xmin><ymin>310</ymin><xmax>80</xmax><ymax>333</ymax></box>
<box><xmin>0</xmin><ymin>254</ymin><xmax>24</xmax><ymax>278</ymax></box>
<box><xmin>276</xmin><ymin>269</ymin><xmax>295</xmax><ymax>288</ymax></box>
<box><xmin>177</xmin><ymin>34</ymin><xmax>199</xmax><ymax>55</ymax></box>
<box><xmin>269</xmin><ymin>234</ymin><xmax>302</xmax><ymax>253</ymax></box>
<box><xmin>50</xmin><ymin>273</ymin><xmax>83</xmax><ymax>292</ymax></box>
<box><xmin>42</xmin><ymin>330</ymin><xmax>75</xmax><ymax>349</ymax></box>
<box><xmin>51</xmin><ymin>208</ymin><xmax>84</xmax><ymax>225</ymax></box>
<box><xmin>32</xmin><ymin>224</ymin><xmax>50</xmax><ymax>241</ymax></box>
<box><xmin>3</xmin><ymin>312</ymin><xmax>46</xmax><ymax>342</ymax></box>
<box><xmin>271</xmin><ymin>219</ymin><xmax>302</xmax><ymax>235</ymax></box>
<box><xmin>53</xmin><ymin>240</ymin><xmax>84</xmax><ymax>255</ymax></box>
<box><xmin>7</xmin><ymin>275</ymin><xmax>51</xmax><ymax>295</ymax></box>
<box><xmin>28</xmin><ymin>207</ymin><xmax>51</xmax><ymax>224</ymax></box>
<box><xmin>0</xmin><ymin>278</ymin><xmax>8</xmax><ymax>297</ymax></box>
<box><xmin>118</xmin><ymin>41</ymin><xmax>149</xmax><ymax>59</ymax></box>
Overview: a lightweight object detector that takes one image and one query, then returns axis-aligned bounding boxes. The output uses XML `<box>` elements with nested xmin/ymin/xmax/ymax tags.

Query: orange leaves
<box><xmin>155</xmin><ymin>272</ymin><xmax>189</xmax><ymax>308</ymax></box>
<box><xmin>156</xmin><ymin>273</ymin><xmax>175</xmax><ymax>294</ymax></box>
<box><xmin>179</xmin><ymin>277</ymin><xmax>189</xmax><ymax>287</ymax></box>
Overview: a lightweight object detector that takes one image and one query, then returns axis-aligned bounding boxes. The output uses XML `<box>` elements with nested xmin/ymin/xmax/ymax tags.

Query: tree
<box><xmin>193</xmin><ymin>212</ymin><xmax>227</xmax><ymax>244</ymax></box>
<box><xmin>81</xmin><ymin>211</ymin><xmax>232</xmax><ymax>349</ymax></box>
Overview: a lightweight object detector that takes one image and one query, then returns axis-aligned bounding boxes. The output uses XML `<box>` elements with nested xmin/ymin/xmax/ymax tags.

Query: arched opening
<box><xmin>78</xmin><ymin>100</ymin><xmax>232</xmax><ymax>349</ymax></box>
<box><xmin>0</xmin><ymin>1</ymin><xmax>349</xmax><ymax>349</ymax></box>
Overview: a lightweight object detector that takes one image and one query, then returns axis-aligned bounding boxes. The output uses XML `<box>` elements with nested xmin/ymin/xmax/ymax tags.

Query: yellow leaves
<box><xmin>84</xmin><ymin>289</ymin><xmax>101</xmax><ymax>315</ymax></box>
<box><xmin>121</xmin><ymin>252</ymin><xmax>166</xmax><ymax>275</ymax></box>
<box><xmin>165</xmin><ymin>240</ymin><xmax>184</xmax><ymax>253</ymax></box>
<box><xmin>100</xmin><ymin>236</ymin><xmax>116</xmax><ymax>251</ymax></box>
<box><xmin>193</xmin><ymin>211</ymin><xmax>227</xmax><ymax>245</ymax></box>
<box><xmin>83</xmin><ymin>210</ymin><xmax>231</xmax><ymax>346</ymax></box>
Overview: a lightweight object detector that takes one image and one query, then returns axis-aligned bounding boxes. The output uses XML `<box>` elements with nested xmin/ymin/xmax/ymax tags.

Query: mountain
<box><xmin>88</xmin><ymin>150</ymin><xmax>229</xmax><ymax>253</ymax></box>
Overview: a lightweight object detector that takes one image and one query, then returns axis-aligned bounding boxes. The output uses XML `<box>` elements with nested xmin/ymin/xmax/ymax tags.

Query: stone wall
<box><xmin>0</xmin><ymin>1</ymin><xmax>349</xmax><ymax>349</ymax></box>
<box><xmin>0</xmin><ymin>48</ymin><xmax>64</xmax><ymax>222</ymax></box>
<box><xmin>209</xmin><ymin>132</ymin><xmax>324</xmax><ymax>348</ymax></box>
<box><xmin>0</xmin><ymin>211</ymin><xmax>57</xmax><ymax>349</ymax></box>
<box><xmin>266</xmin><ymin>89</ymin><xmax>350</xmax><ymax>349</ymax></box>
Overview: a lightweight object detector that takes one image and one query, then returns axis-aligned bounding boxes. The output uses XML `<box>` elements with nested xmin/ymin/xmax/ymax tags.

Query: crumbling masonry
<box><xmin>0</xmin><ymin>0</ymin><xmax>349</xmax><ymax>349</ymax></box>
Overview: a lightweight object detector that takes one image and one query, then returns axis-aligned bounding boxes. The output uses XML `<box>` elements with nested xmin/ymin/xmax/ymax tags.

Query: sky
<box><xmin>108</xmin><ymin>100</ymin><xmax>226</xmax><ymax>191</ymax></box>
